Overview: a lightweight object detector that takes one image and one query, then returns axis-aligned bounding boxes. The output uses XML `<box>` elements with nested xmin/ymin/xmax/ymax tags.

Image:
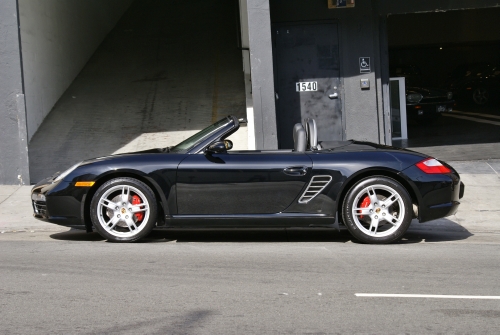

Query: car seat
<box><xmin>304</xmin><ymin>118</ymin><xmax>321</xmax><ymax>150</ymax></box>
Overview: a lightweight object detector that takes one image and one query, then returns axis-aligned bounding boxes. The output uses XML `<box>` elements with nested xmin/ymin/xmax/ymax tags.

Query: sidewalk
<box><xmin>1</xmin><ymin>160</ymin><xmax>499</xmax><ymax>239</ymax></box>
<box><xmin>0</xmin><ymin>185</ymin><xmax>61</xmax><ymax>232</ymax></box>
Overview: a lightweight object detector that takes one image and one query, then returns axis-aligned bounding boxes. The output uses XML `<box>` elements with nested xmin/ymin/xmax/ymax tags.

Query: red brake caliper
<box><xmin>358</xmin><ymin>196</ymin><xmax>371</xmax><ymax>219</ymax></box>
<box><xmin>131</xmin><ymin>195</ymin><xmax>144</xmax><ymax>221</ymax></box>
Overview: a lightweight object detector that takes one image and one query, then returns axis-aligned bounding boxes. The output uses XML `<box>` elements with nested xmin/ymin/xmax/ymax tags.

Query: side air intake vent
<box><xmin>298</xmin><ymin>175</ymin><xmax>333</xmax><ymax>204</ymax></box>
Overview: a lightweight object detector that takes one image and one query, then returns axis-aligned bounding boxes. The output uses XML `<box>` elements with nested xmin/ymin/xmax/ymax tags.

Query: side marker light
<box><xmin>75</xmin><ymin>181</ymin><xmax>95</xmax><ymax>187</ymax></box>
<box><xmin>416</xmin><ymin>158</ymin><xmax>451</xmax><ymax>174</ymax></box>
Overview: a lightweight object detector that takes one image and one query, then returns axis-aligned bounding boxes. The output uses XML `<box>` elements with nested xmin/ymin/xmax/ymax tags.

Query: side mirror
<box><xmin>206</xmin><ymin>141</ymin><xmax>227</xmax><ymax>154</ymax></box>
<box><xmin>224</xmin><ymin>139</ymin><xmax>233</xmax><ymax>150</ymax></box>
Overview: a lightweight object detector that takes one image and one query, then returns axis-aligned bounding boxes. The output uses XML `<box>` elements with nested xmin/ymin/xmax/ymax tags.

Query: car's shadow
<box><xmin>50</xmin><ymin>219</ymin><xmax>473</xmax><ymax>244</ymax></box>
<box><xmin>49</xmin><ymin>228</ymin><xmax>353</xmax><ymax>243</ymax></box>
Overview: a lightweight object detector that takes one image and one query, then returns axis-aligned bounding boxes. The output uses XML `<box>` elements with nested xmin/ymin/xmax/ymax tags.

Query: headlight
<box><xmin>447</xmin><ymin>92</ymin><xmax>453</xmax><ymax>100</ymax></box>
<box><xmin>53</xmin><ymin>162</ymin><xmax>82</xmax><ymax>182</ymax></box>
<box><xmin>406</xmin><ymin>93</ymin><xmax>423</xmax><ymax>103</ymax></box>
<box><xmin>31</xmin><ymin>193</ymin><xmax>46</xmax><ymax>202</ymax></box>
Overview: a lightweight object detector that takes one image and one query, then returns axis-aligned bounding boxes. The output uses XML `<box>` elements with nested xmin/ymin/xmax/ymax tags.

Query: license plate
<box><xmin>296</xmin><ymin>81</ymin><xmax>318</xmax><ymax>92</ymax></box>
<box><xmin>437</xmin><ymin>105</ymin><xmax>446</xmax><ymax>112</ymax></box>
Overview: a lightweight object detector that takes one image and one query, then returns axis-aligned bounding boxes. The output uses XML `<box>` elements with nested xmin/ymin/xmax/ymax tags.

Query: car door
<box><xmin>176</xmin><ymin>151</ymin><xmax>313</xmax><ymax>215</ymax></box>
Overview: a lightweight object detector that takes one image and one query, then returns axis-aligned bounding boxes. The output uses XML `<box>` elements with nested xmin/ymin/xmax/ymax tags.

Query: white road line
<box><xmin>453</xmin><ymin>110</ymin><xmax>500</xmax><ymax>120</ymax></box>
<box><xmin>443</xmin><ymin>113</ymin><xmax>500</xmax><ymax>126</ymax></box>
<box><xmin>355</xmin><ymin>293</ymin><xmax>500</xmax><ymax>299</ymax></box>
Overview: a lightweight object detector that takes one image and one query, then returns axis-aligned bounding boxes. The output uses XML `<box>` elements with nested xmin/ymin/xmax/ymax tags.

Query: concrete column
<box><xmin>377</xmin><ymin>14</ymin><xmax>392</xmax><ymax>145</ymax></box>
<box><xmin>246</xmin><ymin>0</ymin><xmax>278</xmax><ymax>150</ymax></box>
<box><xmin>239</xmin><ymin>0</ymin><xmax>256</xmax><ymax>150</ymax></box>
<box><xmin>0</xmin><ymin>0</ymin><xmax>30</xmax><ymax>185</ymax></box>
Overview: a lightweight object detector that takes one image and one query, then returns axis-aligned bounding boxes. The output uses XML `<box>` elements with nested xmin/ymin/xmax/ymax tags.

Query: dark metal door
<box><xmin>176</xmin><ymin>152</ymin><xmax>312</xmax><ymax>215</ymax></box>
<box><xmin>274</xmin><ymin>23</ymin><xmax>342</xmax><ymax>149</ymax></box>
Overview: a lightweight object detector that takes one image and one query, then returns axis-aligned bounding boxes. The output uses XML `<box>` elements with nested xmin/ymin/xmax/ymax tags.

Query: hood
<box><xmin>79</xmin><ymin>147</ymin><xmax>169</xmax><ymax>166</ymax></box>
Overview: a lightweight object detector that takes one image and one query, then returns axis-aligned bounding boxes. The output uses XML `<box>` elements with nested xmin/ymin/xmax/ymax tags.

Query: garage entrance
<box><xmin>25</xmin><ymin>0</ymin><xmax>246</xmax><ymax>183</ymax></box>
<box><xmin>387</xmin><ymin>8</ymin><xmax>500</xmax><ymax>161</ymax></box>
<box><xmin>273</xmin><ymin>22</ymin><xmax>342</xmax><ymax>149</ymax></box>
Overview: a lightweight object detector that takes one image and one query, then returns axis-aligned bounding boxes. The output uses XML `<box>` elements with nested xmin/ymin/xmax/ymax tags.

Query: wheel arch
<box><xmin>82</xmin><ymin>171</ymin><xmax>168</xmax><ymax>232</ymax></box>
<box><xmin>335</xmin><ymin>168</ymin><xmax>420</xmax><ymax>225</ymax></box>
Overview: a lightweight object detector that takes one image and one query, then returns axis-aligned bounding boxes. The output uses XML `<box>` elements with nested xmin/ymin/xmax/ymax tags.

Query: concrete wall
<box><xmin>247</xmin><ymin>0</ymin><xmax>279</xmax><ymax>149</ymax></box>
<box><xmin>270</xmin><ymin>0</ymin><xmax>384</xmax><ymax>143</ymax></box>
<box><xmin>0</xmin><ymin>0</ymin><xmax>30</xmax><ymax>185</ymax></box>
<box><xmin>19</xmin><ymin>0</ymin><xmax>133</xmax><ymax>141</ymax></box>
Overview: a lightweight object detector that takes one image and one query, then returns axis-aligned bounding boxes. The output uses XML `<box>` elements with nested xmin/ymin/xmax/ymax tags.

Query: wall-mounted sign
<box><xmin>328</xmin><ymin>0</ymin><xmax>355</xmax><ymax>9</ymax></box>
<box><xmin>359</xmin><ymin>57</ymin><xmax>370</xmax><ymax>73</ymax></box>
<box><xmin>296</xmin><ymin>81</ymin><xmax>318</xmax><ymax>92</ymax></box>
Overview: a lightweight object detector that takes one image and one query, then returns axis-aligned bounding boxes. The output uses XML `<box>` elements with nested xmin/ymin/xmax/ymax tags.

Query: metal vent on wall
<box><xmin>298</xmin><ymin>175</ymin><xmax>333</xmax><ymax>204</ymax></box>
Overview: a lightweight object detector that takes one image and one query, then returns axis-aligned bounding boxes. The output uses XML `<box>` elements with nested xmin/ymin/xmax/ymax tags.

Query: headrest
<box><xmin>293</xmin><ymin>123</ymin><xmax>307</xmax><ymax>152</ymax></box>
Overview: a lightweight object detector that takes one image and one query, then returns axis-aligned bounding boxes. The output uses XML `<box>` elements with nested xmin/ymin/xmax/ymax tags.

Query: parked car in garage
<box><xmin>448</xmin><ymin>63</ymin><xmax>500</xmax><ymax>106</ymax></box>
<box><xmin>390</xmin><ymin>64</ymin><xmax>455</xmax><ymax>122</ymax></box>
<box><xmin>405</xmin><ymin>86</ymin><xmax>455</xmax><ymax>122</ymax></box>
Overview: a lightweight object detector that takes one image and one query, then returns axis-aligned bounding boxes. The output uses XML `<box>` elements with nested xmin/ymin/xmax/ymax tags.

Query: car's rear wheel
<box><xmin>90</xmin><ymin>177</ymin><xmax>157</xmax><ymax>242</ymax></box>
<box><xmin>343</xmin><ymin>176</ymin><xmax>412</xmax><ymax>244</ymax></box>
<box><xmin>472</xmin><ymin>87</ymin><xmax>489</xmax><ymax>105</ymax></box>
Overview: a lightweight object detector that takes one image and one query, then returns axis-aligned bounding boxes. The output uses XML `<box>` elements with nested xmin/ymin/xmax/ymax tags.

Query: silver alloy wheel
<box><xmin>473</xmin><ymin>87</ymin><xmax>489</xmax><ymax>105</ymax></box>
<box><xmin>96</xmin><ymin>185</ymin><xmax>150</xmax><ymax>238</ymax></box>
<box><xmin>351</xmin><ymin>184</ymin><xmax>405</xmax><ymax>238</ymax></box>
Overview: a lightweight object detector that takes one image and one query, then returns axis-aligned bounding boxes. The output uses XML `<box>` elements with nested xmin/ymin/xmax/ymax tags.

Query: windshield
<box><xmin>169</xmin><ymin>117</ymin><xmax>232</xmax><ymax>153</ymax></box>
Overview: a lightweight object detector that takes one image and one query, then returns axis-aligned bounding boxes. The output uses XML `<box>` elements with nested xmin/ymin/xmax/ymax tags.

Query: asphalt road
<box><xmin>1</xmin><ymin>228</ymin><xmax>500</xmax><ymax>334</ymax></box>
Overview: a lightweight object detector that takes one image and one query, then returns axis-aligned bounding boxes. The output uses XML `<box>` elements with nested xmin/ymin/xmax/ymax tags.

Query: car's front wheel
<box><xmin>90</xmin><ymin>177</ymin><xmax>157</xmax><ymax>242</ymax></box>
<box><xmin>343</xmin><ymin>176</ymin><xmax>412</xmax><ymax>244</ymax></box>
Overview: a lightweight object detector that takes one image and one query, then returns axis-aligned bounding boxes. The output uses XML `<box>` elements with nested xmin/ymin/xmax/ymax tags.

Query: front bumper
<box><xmin>407</xmin><ymin>101</ymin><xmax>454</xmax><ymax>119</ymax></box>
<box><xmin>31</xmin><ymin>178</ymin><xmax>88</xmax><ymax>230</ymax></box>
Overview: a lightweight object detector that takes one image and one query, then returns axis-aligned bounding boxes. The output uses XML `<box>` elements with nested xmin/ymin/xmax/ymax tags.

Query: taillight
<box><xmin>416</xmin><ymin>158</ymin><xmax>451</xmax><ymax>174</ymax></box>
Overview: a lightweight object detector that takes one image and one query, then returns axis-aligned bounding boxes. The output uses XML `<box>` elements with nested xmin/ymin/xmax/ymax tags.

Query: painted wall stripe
<box><xmin>443</xmin><ymin>113</ymin><xmax>500</xmax><ymax>126</ymax></box>
<box><xmin>356</xmin><ymin>293</ymin><xmax>500</xmax><ymax>299</ymax></box>
<box><xmin>452</xmin><ymin>110</ymin><xmax>500</xmax><ymax>120</ymax></box>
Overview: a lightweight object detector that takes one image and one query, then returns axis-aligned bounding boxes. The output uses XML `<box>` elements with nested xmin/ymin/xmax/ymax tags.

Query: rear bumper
<box><xmin>425</xmin><ymin>200</ymin><xmax>460</xmax><ymax>221</ymax></box>
<box><xmin>402</xmin><ymin>166</ymin><xmax>463</xmax><ymax>223</ymax></box>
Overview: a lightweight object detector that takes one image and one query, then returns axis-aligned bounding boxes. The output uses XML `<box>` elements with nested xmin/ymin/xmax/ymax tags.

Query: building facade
<box><xmin>1</xmin><ymin>0</ymin><xmax>499</xmax><ymax>184</ymax></box>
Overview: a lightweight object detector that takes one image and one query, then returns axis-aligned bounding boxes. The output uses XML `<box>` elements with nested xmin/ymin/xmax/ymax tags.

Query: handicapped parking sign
<box><xmin>359</xmin><ymin>57</ymin><xmax>370</xmax><ymax>73</ymax></box>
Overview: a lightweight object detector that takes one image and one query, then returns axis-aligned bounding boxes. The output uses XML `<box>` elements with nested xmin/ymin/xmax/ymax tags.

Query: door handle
<box><xmin>283</xmin><ymin>166</ymin><xmax>308</xmax><ymax>176</ymax></box>
<box><xmin>328</xmin><ymin>93</ymin><xmax>338</xmax><ymax>99</ymax></box>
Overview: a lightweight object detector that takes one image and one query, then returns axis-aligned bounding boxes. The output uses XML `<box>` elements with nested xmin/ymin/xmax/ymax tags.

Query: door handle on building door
<box><xmin>328</xmin><ymin>93</ymin><xmax>338</xmax><ymax>99</ymax></box>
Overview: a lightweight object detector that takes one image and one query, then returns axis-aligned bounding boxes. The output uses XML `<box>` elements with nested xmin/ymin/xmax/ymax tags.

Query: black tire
<box><xmin>472</xmin><ymin>87</ymin><xmax>489</xmax><ymax>105</ymax></box>
<box><xmin>342</xmin><ymin>176</ymin><xmax>412</xmax><ymax>244</ymax></box>
<box><xmin>90</xmin><ymin>177</ymin><xmax>157</xmax><ymax>242</ymax></box>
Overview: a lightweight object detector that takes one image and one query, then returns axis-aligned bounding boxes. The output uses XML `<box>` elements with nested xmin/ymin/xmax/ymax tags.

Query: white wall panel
<box><xmin>19</xmin><ymin>0</ymin><xmax>133</xmax><ymax>140</ymax></box>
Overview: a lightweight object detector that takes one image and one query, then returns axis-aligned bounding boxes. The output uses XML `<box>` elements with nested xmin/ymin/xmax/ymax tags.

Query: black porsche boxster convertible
<box><xmin>31</xmin><ymin>116</ymin><xmax>464</xmax><ymax>244</ymax></box>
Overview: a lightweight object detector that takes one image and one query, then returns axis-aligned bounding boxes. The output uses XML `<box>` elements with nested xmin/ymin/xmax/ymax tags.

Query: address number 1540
<box><xmin>296</xmin><ymin>81</ymin><xmax>318</xmax><ymax>92</ymax></box>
